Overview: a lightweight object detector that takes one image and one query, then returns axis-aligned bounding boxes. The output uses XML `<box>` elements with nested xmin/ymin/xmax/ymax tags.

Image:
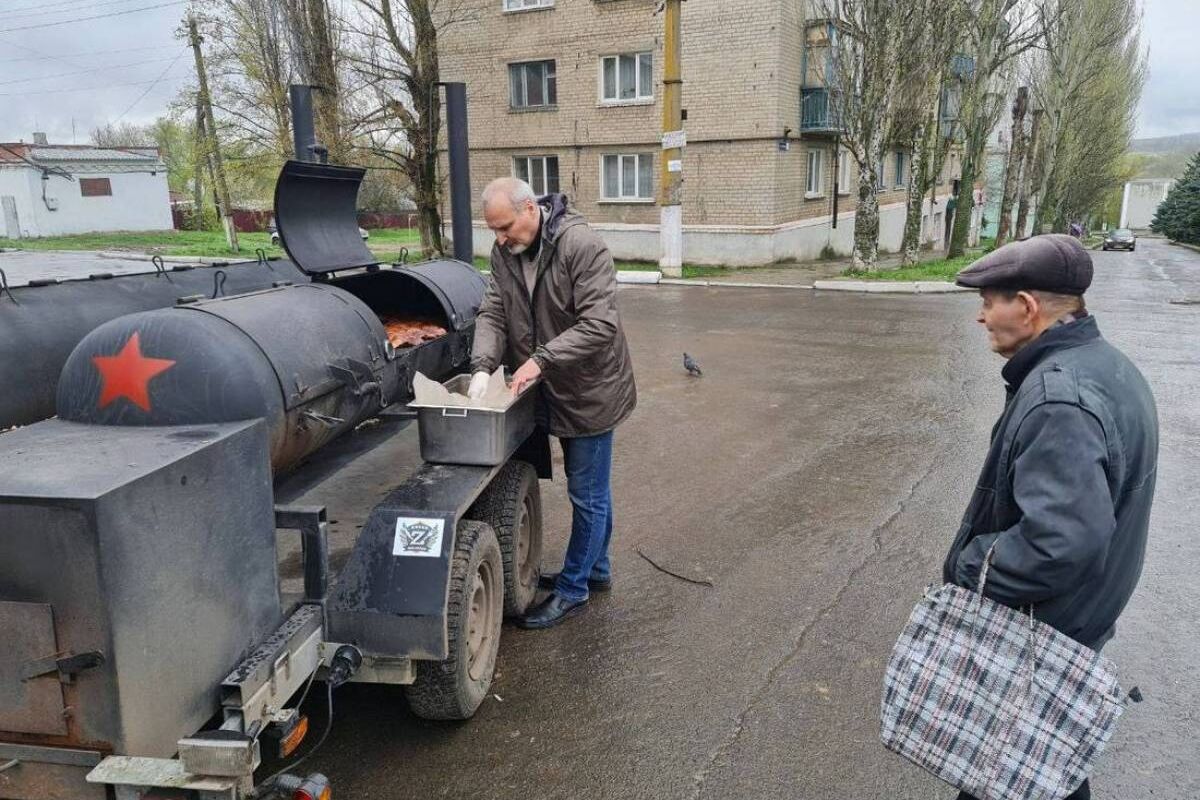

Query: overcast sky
<box><xmin>0</xmin><ymin>0</ymin><xmax>1195</xmax><ymax>144</ymax></box>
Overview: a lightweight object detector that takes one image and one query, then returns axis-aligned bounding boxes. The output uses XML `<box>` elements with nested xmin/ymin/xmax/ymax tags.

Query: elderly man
<box><xmin>943</xmin><ymin>235</ymin><xmax>1158</xmax><ymax>800</ymax></box>
<box><xmin>468</xmin><ymin>177</ymin><xmax>637</xmax><ymax>629</ymax></box>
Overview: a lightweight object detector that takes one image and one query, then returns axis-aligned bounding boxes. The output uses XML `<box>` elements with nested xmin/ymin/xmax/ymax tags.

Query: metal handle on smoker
<box><xmin>441</xmin><ymin>407</ymin><xmax>469</xmax><ymax>418</ymax></box>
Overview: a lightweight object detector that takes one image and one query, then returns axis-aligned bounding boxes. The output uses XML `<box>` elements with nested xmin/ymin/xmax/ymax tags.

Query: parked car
<box><xmin>1102</xmin><ymin>228</ymin><xmax>1136</xmax><ymax>251</ymax></box>
<box><xmin>267</xmin><ymin>215</ymin><xmax>368</xmax><ymax>247</ymax></box>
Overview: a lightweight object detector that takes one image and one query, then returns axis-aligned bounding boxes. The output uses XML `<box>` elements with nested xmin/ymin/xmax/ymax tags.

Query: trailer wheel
<box><xmin>466</xmin><ymin>460</ymin><xmax>543</xmax><ymax>617</ymax></box>
<box><xmin>405</xmin><ymin>520</ymin><xmax>503</xmax><ymax>721</ymax></box>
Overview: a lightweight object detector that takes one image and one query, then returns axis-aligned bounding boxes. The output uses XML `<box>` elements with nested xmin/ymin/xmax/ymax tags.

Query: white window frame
<box><xmin>600</xmin><ymin>52</ymin><xmax>654</xmax><ymax>104</ymax></box>
<box><xmin>600</xmin><ymin>153</ymin><xmax>654</xmax><ymax>202</ymax></box>
<box><xmin>836</xmin><ymin>148</ymin><xmax>852</xmax><ymax>195</ymax></box>
<box><xmin>509</xmin><ymin>60</ymin><xmax>557</xmax><ymax>110</ymax></box>
<box><xmin>876</xmin><ymin>156</ymin><xmax>886</xmax><ymax>191</ymax></box>
<box><xmin>513</xmin><ymin>155</ymin><xmax>560</xmax><ymax>197</ymax></box>
<box><xmin>805</xmin><ymin>149</ymin><xmax>824</xmax><ymax>198</ymax></box>
<box><xmin>894</xmin><ymin>151</ymin><xmax>908</xmax><ymax>188</ymax></box>
<box><xmin>503</xmin><ymin>0</ymin><xmax>553</xmax><ymax>12</ymax></box>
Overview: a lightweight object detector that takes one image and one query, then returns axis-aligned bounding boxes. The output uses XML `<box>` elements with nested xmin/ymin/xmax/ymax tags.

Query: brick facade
<box><xmin>438</xmin><ymin>0</ymin><xmax>960</xmax><ymax>262</ymax></box>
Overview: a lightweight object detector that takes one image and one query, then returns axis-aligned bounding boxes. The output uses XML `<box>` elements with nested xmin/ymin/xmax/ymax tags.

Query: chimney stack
<box><xmin>32</xmin><ymin>132</ymin><xmax>48</xmax><ymax>145</ymax></box>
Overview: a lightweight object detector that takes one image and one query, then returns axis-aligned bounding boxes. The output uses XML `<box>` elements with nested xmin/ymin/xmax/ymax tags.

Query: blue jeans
<box><xmin>553</xmin><ymin>431</ymin><xmax>614</xmax><ymax>602</ymax></box>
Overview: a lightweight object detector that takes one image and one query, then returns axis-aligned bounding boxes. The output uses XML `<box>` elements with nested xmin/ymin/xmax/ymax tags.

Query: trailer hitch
<box><xmin>22</xmin><ymin>650</ymin><xmax>105</xmax><ymax>685</ymax></box>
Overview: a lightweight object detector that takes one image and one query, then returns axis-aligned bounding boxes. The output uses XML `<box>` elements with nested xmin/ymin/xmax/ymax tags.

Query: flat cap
<box><xmin>955</xmin><ymin>234</ymin><xmax>1093</xmax><ymax>295</ymax></box>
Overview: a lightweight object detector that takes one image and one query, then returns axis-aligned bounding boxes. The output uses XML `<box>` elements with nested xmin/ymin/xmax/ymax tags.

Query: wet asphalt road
<box><xmin>302</xmin><ymin>237</ymin><xmax>1199</xmax><ymax>799</ymax></box>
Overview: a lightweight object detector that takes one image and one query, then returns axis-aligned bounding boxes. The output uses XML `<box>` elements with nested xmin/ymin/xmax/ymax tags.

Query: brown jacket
<box><xmin>471</xmin><ymin>195</ymin><xmax>637</xmax><ymax>437</ymax></box>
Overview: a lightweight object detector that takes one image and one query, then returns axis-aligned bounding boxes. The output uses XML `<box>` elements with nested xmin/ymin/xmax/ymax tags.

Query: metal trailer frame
<box><xmin>82</xmin><ymin>433</ymin><xmax>550</xmax><ymax>799</ymax></box>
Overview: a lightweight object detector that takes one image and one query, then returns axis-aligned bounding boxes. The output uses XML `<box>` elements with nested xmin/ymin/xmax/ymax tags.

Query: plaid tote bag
<box><xmin>880</xmin><ymin>548</ymin><xmax>1127</xmax><ymax>800</ymax></box>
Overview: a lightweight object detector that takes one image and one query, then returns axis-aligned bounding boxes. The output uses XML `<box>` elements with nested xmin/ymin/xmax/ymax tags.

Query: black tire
<box><xmin>405</xmin><ymin>520</ymin><xmax>503</xmax><ymax>721</ymax></box>
<box><xmin>466</xmin><ymin>460</ymin><xmax>543</xmax><ymax>617</ymax></box>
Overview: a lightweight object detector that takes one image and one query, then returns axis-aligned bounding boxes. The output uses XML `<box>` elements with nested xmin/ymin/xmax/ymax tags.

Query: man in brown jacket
<box><xmin>469</xmin><ymin>177</ymin><xmax>637</xmax><ymax>629</ymax></box>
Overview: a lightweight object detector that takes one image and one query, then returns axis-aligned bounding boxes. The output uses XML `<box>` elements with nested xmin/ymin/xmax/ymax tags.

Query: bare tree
<box><xmin>204</xmin><ymin>0</ymin><xmax>294</xmax><ymax>161</ymax></box>
<box><xmin>91</xmin><ymin>121</ymin><xmax>155</xmax><ymax>148</ymax></box>
<box><xmin>1030</xmin><ymin>0</ymin><xmax>1146</xmax><ymax>232</ymax></box>
<box><xmin>946</xmin><ymin>0</ymin><xmax>1044</xmax><ymax>258</ymax></box>
<box><xmin>896</xmin><ymin>0</ymin><xmax>967</xmax><ymax>265</ymax></box>
<box><xmin>346</xmin><ymin>0</ymin><xmax>474</xmax><ymax>257</ymax></box>
<box><xmin>819</xmin><ymin>0</ymin><xmax>927</xmax><ymax>270</ymax></box>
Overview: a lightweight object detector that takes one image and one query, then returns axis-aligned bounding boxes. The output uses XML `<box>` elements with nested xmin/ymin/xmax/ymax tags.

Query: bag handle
<box><xmin>973</xmin><ymin>542</ymin><xmax>1038</xmax><ymax>690</ymax></box>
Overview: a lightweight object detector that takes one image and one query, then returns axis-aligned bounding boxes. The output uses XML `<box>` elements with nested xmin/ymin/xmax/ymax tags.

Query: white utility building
<box><xmin>0</xmin><ymin>136</ymin><xmax>173</xmax><ymax>239</ymax></box>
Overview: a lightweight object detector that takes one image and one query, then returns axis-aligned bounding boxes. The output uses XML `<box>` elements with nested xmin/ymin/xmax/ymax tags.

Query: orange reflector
<box><xmin>279</xmin><ymin>715</ymin><xmax>310</xmax><ymax>758</ymax></box>
<box><xmin>292</xmin><ymin>786</ymin><xmax>330</xmax><ymax>800</ymax></box>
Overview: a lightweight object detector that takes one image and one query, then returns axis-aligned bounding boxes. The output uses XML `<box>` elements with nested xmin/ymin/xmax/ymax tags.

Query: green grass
<box><xmin>0</xmin><ymin>228</ymin><xmax>421</xmax><ymax>259</ymax></box>
<box><xmin>843</xmin><ymin>254</ymin><xmax>977</xmax><ymax>282</ymax></box>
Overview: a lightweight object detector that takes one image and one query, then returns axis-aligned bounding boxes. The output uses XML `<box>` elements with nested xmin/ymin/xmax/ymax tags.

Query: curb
<box><xmin>616</xmin><ymin>270</ymin><xmax>662</xmax><ymax>285</ymax></box>
<box><xmin>658</xmin><ymin>278</ymin><xmax>814</xmax><ymax>289</ymax></box>
<box><xmin>813</xmin><ymin>280</ymin><xmax>971</xmax><ymax>294</ymax></box>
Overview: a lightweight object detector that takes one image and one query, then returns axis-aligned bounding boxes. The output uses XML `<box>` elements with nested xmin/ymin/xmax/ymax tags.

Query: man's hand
<box><xmin>511</xmin><ymin>358</ymin><xmax>541</xmax><ymax>396</ymax></box>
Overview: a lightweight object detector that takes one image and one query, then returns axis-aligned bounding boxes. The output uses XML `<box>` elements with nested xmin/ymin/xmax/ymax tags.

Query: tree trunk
<box><xmin>995</xmin><ymin>87</ymin><xmax>1028</xmax><ymax>247</ymax></box>
<box><xmin>1015</xmin><ymin>109</ymin><xmax>1042</xmax><ymax>239</ymax></box>
<box><xmin>900</xmin><ymin>112</ymin><xmax>932</xmax><ymax>266</ymax></box>
<box><xmin>852</xmin><ymin>156</ymin><xmax>881</xmax><ymax>270</ymax></box>
<box><xmin>307</xmin><ymin>0</ymin><xmax>343</xmax><ymax>163</ymax></box>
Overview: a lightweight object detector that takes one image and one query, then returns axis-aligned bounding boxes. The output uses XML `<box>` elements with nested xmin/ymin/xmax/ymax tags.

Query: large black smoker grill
<box><xmin>0</xmin><ymin>83</ymin><xmax>547</xmax><ymax>800</ymax></box>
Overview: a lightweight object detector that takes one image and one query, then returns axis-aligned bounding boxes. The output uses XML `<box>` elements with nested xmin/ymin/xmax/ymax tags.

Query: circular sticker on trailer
<box><xmin>393</xmin><ymin>517</ymin><xmax>445</xmax><ymax>557</ymax></box>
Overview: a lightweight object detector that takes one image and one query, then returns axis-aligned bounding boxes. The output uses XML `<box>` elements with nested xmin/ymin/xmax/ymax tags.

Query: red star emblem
<box><xmin>91</xmin><ymin>332</ymin><xmax>176</xmax><ymax>412</ymax></box>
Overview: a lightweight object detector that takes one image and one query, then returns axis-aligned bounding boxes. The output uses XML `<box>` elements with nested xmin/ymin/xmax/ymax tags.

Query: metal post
<box><xmin>289</xmin><ymin>85</ymin><xmax>327</xmax><ymax>164</ymax></box>
<box><xmin>832</xmin><ymin>134</ymin><xmax>840</xmax><ymax>229</ymax></box>
<box><xmin>658</xmin><ymin>0</ymin><xmax>683</xmax><ymax>277</ymax></box>
<box><xmin>442</xmin><ymin>82</ymin><xmax>474</xmax><ymax>265</ymax></box>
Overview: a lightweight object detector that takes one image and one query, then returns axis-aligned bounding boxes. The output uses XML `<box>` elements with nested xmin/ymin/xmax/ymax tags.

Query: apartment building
<box><xmin>438</xmin><ymin>0</ymin><xmax>963</xmax><ymax>265</ymax></box>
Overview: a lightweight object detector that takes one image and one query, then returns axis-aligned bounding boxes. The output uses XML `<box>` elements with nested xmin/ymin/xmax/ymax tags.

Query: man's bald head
<box><xmin>481</xmin><ymin>177</ymin><xmax>540</xmax><ymax>254</ymax></box>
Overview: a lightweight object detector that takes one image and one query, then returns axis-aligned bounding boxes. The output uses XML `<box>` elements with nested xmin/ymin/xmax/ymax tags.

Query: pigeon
<box><xmin>683</xmin><ymin>353</ymin><xmax>703</xmax><ymax>377</ymax></box>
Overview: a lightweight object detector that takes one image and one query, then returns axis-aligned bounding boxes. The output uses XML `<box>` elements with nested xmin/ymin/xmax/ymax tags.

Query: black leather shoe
<box><xmin>515</xmin><ymin>593</ymin><xmax>588</xmax><ymax>629</ymax></box>
<box><xmin>537</xmin><ymin>572</ymin><xmax>612</xmax><ymax>593</ymax></box>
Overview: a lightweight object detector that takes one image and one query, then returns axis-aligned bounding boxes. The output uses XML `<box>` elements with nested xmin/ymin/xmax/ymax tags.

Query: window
<box><xmin>503</xmin><ymin>0</ymin><xmax>552</xmax><ymax>10</ymax></box>
<box><xmin>514</xmin><ymin>156</ymin><xmax>560</xmax><ymax>196</ymax></box>
<box><xmin>601</xmin><ymin>154</ymin><xmax>653</xmax><ymax>201</ymax></box>
<box><xmin>837</xmin><ymin>149</ymin><xmax>852</xmax><ymax>195</ymax></box>
<box><xmin>894</xmin><ymin>152</ymin><xmax>908</xmax><ymax>188</ymax></box>
<box><xmin>804</xmin><ymin>22</ymin><xmax>831</xmax><ymax>87</ymax></box>
<box><xmin>601</xmin><ymin>52</ymin><xmax>653</xmax><ymax>103</ymax></box>
<box><xmin>80</xmin><ymin>177</ymin><xmax>112</xmax><ymax>197</ymax></box>
<box><xmin>805</xmin><ymin>149</ymin><xmax>824</xmax><ymax>196</ymax></box>
<box><xmin>876</xmin><ymin>157</ymin><xmax>886</xmax><ymax>191</ymax></box>
<box><xmin>509</xmin><ymin>60</ymin><xmax>557</xmax><ymax>109</ymax></box>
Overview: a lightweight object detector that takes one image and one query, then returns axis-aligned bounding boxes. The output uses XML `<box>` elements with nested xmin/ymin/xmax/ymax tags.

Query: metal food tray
<box><xmin>408</xmin><ymin>374</ymin><xmax>537</xmax><ymax>466</ymax></box>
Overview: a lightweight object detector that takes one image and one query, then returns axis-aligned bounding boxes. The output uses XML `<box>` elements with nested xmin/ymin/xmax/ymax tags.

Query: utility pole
<box><xmin>658</xmin><ymin>0</ymin><xmax>683</xmax><ymax>278</ymax></box>
<box><xmin>188</xmin><ymin>15</ymin><xmax>238</xmax><ymax>252</ymax></box>
<box><xmin>192</xmin><ymin>92</ymin><xmax>206</xmax><ymax>232</ymax></box>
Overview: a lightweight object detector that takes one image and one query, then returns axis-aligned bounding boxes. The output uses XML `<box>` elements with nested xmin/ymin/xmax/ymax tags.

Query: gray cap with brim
<box><xmin>955</xmin><ymin>234</ymin><xmax>1093</xmax><ymax>295</ymax></box>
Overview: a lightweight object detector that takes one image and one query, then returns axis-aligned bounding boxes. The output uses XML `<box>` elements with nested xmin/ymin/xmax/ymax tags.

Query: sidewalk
<box><xmin>669</xmin><ymin>249</ymin><xmax>950</xmax><ymax>288</ymax></box>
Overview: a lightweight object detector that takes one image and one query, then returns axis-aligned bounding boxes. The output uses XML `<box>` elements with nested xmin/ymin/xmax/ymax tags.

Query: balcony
<box><xmin>800</xmin><ymin>88</ymin><xmax>843</xmax><ymax>135</ymax></box>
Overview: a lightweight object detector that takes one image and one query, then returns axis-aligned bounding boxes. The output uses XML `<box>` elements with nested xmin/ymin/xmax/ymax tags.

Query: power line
<box><xmin>0</xmin><ymin>0</ymin><xmax>188</xmax><ymax>34</ymax></box>
<box><xmin>0</xmin><ymin>44</ymin><xmax>183</xmax><ymax>64</ymax></box>
<box><xmin>114</xmin><ymin>50</ymin><xmax>188</xmax><ymax>122</ymax></box>
<box><xmin>2</xmin><ymin>0</ymin><xmax>170</xmax><ymax>23</ymax></box>
<box><xmin>0</xmin><ymin>55</ymin><xmax>182</xmax><ymax>88</ymax></box>
<box><xmin>0</xmin><ymin>75</ymin><xmax>190</xmax><ymax>98</ymax></box>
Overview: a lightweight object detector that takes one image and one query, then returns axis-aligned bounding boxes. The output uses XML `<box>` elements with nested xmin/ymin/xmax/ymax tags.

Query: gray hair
<box><xmin>481</xmin><ymin>177</ymin><xmax>537</xmax><ymax>213</ymax></box>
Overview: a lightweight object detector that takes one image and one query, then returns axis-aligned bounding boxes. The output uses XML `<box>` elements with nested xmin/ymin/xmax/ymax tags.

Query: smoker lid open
<box><xmin>273</xmin><ymin>159</ymin><xmax>376</xmax><ymax>275</ymax></box>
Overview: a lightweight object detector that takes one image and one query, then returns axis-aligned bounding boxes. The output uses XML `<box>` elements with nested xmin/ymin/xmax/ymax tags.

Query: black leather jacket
<box><xmin>943</xmin><ymin>315</ymin><xmax>1159</xmax><ymax>650</ymax></box>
